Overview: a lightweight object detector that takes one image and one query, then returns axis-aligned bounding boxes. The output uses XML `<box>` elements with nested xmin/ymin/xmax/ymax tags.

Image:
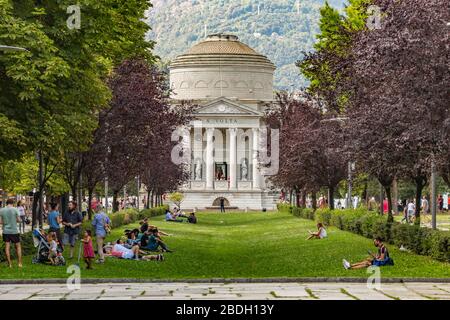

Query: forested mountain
<box><xmin>146</xmin><ymin>0</ymin><xmax>347</xmax><ymax>90</ymax></box>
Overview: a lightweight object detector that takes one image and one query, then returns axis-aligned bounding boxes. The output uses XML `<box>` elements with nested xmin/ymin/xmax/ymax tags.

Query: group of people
<box><xmin>165</xmin><ymin>207</ymin><xmax>197</xmax><ymax>224</ymax></box>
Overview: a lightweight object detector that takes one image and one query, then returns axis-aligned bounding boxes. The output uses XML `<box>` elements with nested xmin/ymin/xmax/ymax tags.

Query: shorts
<box><xmin>372</xmin><ymin>259</ymin><xmax>388</xmax><ymax>267</ymax></box>
<box><xmin>2</xmin><ymin>234</ymin><xmax>20</xmax><ymax>244</ymax></box>
<box><xmin>407</xmin><ymin>210</ymin><xmax>414</xmax><ymax>217</ymax></box>
<box><xmin>63</xmin><ymin>233</ymin><xmax>78</xmax><ymax>247</ymax></box>
<box><xmin>122</xmin><ymin>251</ymin><xmax>135</xmax><ymax>259</ymax></box>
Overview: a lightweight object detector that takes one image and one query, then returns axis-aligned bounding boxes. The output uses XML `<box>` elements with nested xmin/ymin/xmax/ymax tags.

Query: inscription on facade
<box><xmin>206</xmin><ymin>118</ymin><xmax>238</xmax><ymax>125</ymax></box>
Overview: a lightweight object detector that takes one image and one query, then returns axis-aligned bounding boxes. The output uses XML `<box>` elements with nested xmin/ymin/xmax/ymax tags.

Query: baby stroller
<box><xmin>32</xmin><ymin>228</ymin><xmax>66</xmax><ymax>266</ymax></box>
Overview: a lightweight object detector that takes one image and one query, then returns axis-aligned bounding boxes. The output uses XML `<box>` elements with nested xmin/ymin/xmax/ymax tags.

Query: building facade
<box><xmin>169</xmin><ymin>34</ymin><xmax>279</xmax><ymax>210</ymax></box>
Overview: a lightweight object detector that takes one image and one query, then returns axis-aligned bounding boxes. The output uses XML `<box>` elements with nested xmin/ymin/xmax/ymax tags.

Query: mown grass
<box><xmin>0</xmin><ymin>211</ymin><xmax>449</xmax><ymax>280</ymax></box>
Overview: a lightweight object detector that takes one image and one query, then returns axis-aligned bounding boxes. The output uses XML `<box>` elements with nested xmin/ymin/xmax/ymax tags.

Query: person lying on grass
<box><xmin>306</xmin><ymin>223</ymin><xmax>327</xmax><ymax>240</ymax></box>
<box><xmin>140</xmin><ymin>228</ymin><xmax>173</xmax><ymax>253</ymax></box>
<box><xmin>343</xmin><ymin>237</ymin><xmax>394</xmax><ymax>270</ymax></box>
<box><xmin>103</xmin><ymin>239</ymin><xmax>164</xmax><ymax>261</ymax></box>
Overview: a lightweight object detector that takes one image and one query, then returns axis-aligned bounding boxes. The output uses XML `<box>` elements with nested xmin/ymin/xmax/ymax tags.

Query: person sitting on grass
<box><xmin>306</xmin><ymin>223</ymin><xmax>327</xmax><ymax>240</ymax></box>
<box><xmin>343</xmin><ymin>237</ymin><xmax>394</xmax><ymax>270</ymax></box>
<box><xmin>165</xmin><ymin>209</ymin><xmax>183</xmax><ymax>223</ymax></box>
<box><xmin>104</xmin><ymin>239</ymin><xmax>164</xmax><ymax>261</ymax></box>
<box><xmin>125</xmin><ymin>229</ymin><xmax>141</xmax><ymax>247</ymax></box>
<box><xmin>141</xmin><ymin>229</ymin><xmax>172</xmax><ymax>253</ymax></box>
<box><xmin>139</xmin><ymin>219</ymin><xmax>171</xmax><ymax>236</ymax></box>
<box><xmin>187</xmin><ymin>212</ymin><xmax>197</xmax><ymax>224</ymax></box>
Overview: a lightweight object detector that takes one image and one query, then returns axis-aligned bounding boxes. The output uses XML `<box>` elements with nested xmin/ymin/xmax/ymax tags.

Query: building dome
<box><xmin>185</xmin><ymin>34</ymin><xmax>259</xmax><ymax>55</ymax></box>
<box><xmin>169</xmin><ymin>34</ymin><xmax>275</xmax><ymax>101</ymax></box>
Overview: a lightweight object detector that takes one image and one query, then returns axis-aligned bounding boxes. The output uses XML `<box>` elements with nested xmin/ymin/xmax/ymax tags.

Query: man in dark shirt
<box><xmin>62</xmin><ymin>201</ymin><xmax>83</xmax><ymax>259</ymax></box>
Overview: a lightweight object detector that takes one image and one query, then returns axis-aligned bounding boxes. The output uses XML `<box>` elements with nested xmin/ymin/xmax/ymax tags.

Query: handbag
<box><xmin>103</xmin><ymin>215</ymin><xmax>111</xmax><ymax>234</ymax></box>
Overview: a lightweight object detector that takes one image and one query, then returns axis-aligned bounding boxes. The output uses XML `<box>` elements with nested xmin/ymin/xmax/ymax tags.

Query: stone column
<box><xmin>229</xmin><ymin>128</ymin><xmax>237</xmax><ymax>190</ymax></box>
<box><xmin>193</xmin><ymin>121</ymin><xmax>203</xmax><ymax>180</ymax></box>
<box><xmin>252</xmin><ymin>128</ymin><xmax>260</xmax><ymax>189</ymax></box>
<box><xmin>206</xmin><ymin>128</ymin><xmax>214</xmax><ymax>189</ymax></box>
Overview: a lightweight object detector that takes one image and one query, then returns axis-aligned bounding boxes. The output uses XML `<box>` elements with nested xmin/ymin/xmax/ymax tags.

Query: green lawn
<box><xmin>1</xmin><ymin>211</ymin><xmax>449</xmax><ymax>280</ymax></box>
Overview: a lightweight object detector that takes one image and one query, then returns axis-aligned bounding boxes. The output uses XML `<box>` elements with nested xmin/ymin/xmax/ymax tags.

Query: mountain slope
<box><xmin>146</xmin><ymin>0</ymin><xmax>347</xmax><ymax>90</ymax></box>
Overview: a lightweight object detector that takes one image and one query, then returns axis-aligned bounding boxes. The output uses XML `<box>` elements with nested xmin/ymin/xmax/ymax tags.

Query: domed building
<box><xmin>170</xmin><ymin>34</ymin><xmax>279</xmax><ymax>210</ymax></box>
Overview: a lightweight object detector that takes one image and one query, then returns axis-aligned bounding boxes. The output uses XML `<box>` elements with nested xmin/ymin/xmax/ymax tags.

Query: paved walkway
<box><xmin>0</xmin><ymin>282</ymin><xmax>449</xmax><ymax>300</ymax></box>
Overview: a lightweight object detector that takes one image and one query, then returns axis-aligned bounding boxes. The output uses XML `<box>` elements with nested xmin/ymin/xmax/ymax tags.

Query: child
<box><xmin>47</xmin><ymin>233</ymin><xmax>58</xmax><ymax>265</ymax></box>
<box><xmin>81</xmin><ymin>230</ymin><xmax>95</xmax><ymax>269</ymax></box>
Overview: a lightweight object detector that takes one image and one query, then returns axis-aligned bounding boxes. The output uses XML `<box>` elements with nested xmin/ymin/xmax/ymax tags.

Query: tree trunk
<box><xmin>385</xmin><ymin>185</ymin><xmax>394</xmax><ymax>223</ymax></box>
<box><xmin>31</xmin><ymin>192</ymin><xmax>39</xmax><ymax>229</ymax></box>
<box><xmin>414</xmin><ymin>176</ymin><xmax>426</xmax><ymax>225</ymax></box>
<box><xmin>301</xmin><ymin>191</ymin><xmax>306</xmax><ymax>209</ymax></box>
<box><xmin>311</xmin><ymin>192</ymin><xmax>317</xmax><ymax>210</ymax></box>
<box><xmin>60</xmin><ymin>192</ymin><xmax>68</xmax><ymax>217</ymax></box>
<box><xmin>113</xmin><ymin>191</ymin><xmax>119</xmax><ymax>212</ymax></box>
<box><xmin>87</xmin><ymin>188</ymin><xmax>94</xmax><ymax>220</ymax></box>
<box><xmin>150</xmin><ymin>190</ymin><xmax>154</xmax><ymax>208</ymax></box>
<box><xmin>379</xmin><ymin>183</ymin><xmax>384</xmax><ymax>215</ymax></box>
<box><xmin>392</xmin><ymin>178</ymin><xmax>399</xmax><ymax>215</ymax></box>
<box><xmin>295</xmin><ymin>189</ymin><xmax>300</xmax><ymax>207</ymax></box>
<box><xmin>146</xmin><ymin>190</ymin><xmax>151</xmax><ymax>209</ymax></box>
<box><xmin>328</xmin><ymin>185</ymin><xmax>335</xmax><ymax>210</ymax></box>
<box><xmin>71</xmin><ymin>185</ymin><xmax>77</xmax><ymax>202</ymax></box>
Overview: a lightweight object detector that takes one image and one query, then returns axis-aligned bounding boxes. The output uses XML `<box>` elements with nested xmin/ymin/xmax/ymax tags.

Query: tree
<box><xmin>0</xmin><ymin>0</ymin><xmax>156</xmax><ymax>224</ymax></box>
<box><xmin>168</xmin><ymin>192</ymin><xmax>185</xmax><ymax>210</ymax></box>
<box><xmin>342</xmin><ymin>0</ymin><xmax>449</xmax><ymax>223</ymax></box>
<box><xmin>101</xmin><ymin>58</ymin><xmax>192</xmax><ymax>211</ymax></box>
<box><xmin>266</xmin><ymin>92</ymin><xmax>347</xmax><ymax>210</ymax></box>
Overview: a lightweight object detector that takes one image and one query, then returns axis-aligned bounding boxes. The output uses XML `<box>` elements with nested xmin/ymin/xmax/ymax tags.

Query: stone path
<box><xmin>0</xmin><ymin>282</ymin><xmax>449</xmax><ymax>300</ymax></box>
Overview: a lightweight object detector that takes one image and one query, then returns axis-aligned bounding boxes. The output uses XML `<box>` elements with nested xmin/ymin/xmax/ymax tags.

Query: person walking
<box><xmin>16</xmin><ymin>200</ymin><xmax>26</xmax><ymax>234</ymax></box>
<box><xmin>62</xmin><ymin>201</ymin><xmax>83</xmax><ymax>259</ymax></box>
<box><xmin>219</xmin><ymin>197</ymin><xmax>225</xmax><ymax>213</ymax></box>
<box><xmin>91</xmin><ymin>204</ymin><xmax>110</xmax><ymax>264</ymax></box>
<box><xmin>0</xmin><ymin>198</ymin><xmax>22</xmax><ymax>268</ymax></box>
<box><xmin>48</xmin><ymin>203</ymin><xmax>64</xmax><ymax>252</ymax></box>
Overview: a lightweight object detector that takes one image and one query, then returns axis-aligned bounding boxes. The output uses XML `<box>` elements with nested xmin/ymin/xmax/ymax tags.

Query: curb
<box><xmin>1</xmin><ymin>277</ymin><xmax>450</xmax><ymax>285</ymax></box>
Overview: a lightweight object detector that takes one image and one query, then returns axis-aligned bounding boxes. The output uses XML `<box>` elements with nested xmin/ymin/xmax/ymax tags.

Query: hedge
<box><xmin>279</xmin><ymin>204</ymin><xmax>449</xmax><ymax>262</ymax></box>
<box><xmin>0</xmin><ymin>206</ymin><xmax>168</xmax><ymax>262</ymax></box>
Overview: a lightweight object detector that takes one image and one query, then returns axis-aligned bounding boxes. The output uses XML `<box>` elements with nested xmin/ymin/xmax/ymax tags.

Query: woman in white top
<box><xmin>307</xmin><ymin>223</ymin><xmax>327</xmax><ymax>240</ymax></box>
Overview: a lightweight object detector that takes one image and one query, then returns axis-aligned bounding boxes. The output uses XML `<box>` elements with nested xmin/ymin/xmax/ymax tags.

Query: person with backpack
<box><xmin>91</xmin><ymin>204</ymin><xmax>111</xmax><ymax>264</ymax></box>
<box><xmin>343</xmin><ymin>237</ymin><xmax>394</xmax><ymax>269</ymax></box>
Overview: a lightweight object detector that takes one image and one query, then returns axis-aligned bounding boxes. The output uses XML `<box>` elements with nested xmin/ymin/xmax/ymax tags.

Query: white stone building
<box><xmin>169</xmin><ymin>34</ymin><xmax>279</xmax><ymax>210</ymax></box>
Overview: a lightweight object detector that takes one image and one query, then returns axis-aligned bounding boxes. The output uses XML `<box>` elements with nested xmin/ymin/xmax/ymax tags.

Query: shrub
<box><xmin>138</xmin><ymin>205</ymin><xmax>168</xmax><ymax>219</ymax></box>
<box><xmin>281</xmin><ymin>205</ymin><xmax>450</xmax><ymax>262</ymax></box>
<box><xmin>277</xmin><ymin>203</ymin><xmax>293</xmax><ymax>213</ymax></box>
<box><xmin>315</xmin><ymin>208</ymin><xmax>332</xmax><ymax>226</ymax></box>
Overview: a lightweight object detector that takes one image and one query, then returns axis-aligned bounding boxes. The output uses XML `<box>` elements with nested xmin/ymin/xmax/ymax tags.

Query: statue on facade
<box><xmin>195</xmin><ymin>159</ymin><xmax>202</xmax><ymax>180</ymax></box>
<box><xmin>241</xmin><ymin>158</ymin><xmax>248</xmax><ymax>181</ymax></box>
